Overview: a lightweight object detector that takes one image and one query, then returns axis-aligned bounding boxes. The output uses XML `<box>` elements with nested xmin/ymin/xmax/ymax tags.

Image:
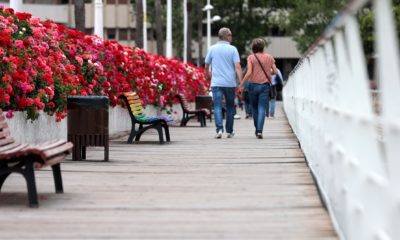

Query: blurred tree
<box><xmin>359</xmin><ymin>0</ymin><xmax>400</xmax><ymax>57</ymax></box>
<box><xmin>283</xmin><ymin>0</ymin><xmax>346</xmax><ymax>54</ymax></box>
<box><xmin>135</xmin><ymin>0</ymin><xmax>144</xmax><ymax>48</ymax></box>
<box><xmin>210</xmin><ymin>0</ymin><xmax>294</xmax><ymax>58</ymax></box>
<box><xmin>154</xmin><ymin>0</ymin><xmax>164</xmax><ymax>55</ymax></box>
<box><xmin>196</xmin><ymin>0</ymin><xmax>204</xmax><ymax>66</ymax></box>
<box><xmin>186</xmin><ymin>0</ymin><xmax>193</xmax><ymax>63</ymax></box>
<box><xmin>75</xmin><ymin>0</ymin><xmax>85</xmax><ymax>32</ymax></box>
<box><xmin>283</xmin><ymin>0</ymin><xmax>400</xmax><ymax>55</ymax></box>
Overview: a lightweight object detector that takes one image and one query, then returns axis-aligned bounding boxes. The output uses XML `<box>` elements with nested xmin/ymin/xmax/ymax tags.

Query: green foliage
<box><xmin>359</xmin><ymin>7</ymin><xmax>374</xmax><ymax>57</ymax></box>
<box><xmin>282</xmin><ymin>0</ymin><xmax>346</xmax><ymax>54</ymax></box>
<box><xmin>134</xmin><ymin>0</ymin><xmax>400</xmax><ymax>60</ymax></box>
<box><xmin>12</xmin><ymin>19</ymin><xmax>32</xmax><ymax>40</ymax></box>
<box><xmin>285</xmin><ymin>0</ymin><xmax>400</xmax><ymax>56</ymax></box>
<box><xmin>211</xmin><ymin>0</ymin><xmax>294</xmax><ymax>58</ymax></box>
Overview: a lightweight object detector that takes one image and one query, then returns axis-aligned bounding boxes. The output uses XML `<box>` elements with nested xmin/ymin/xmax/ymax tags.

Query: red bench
<box><xmin>0</xmin><ymin>110</ymin><xmax>73</xmax><ymax>207</ymax></box>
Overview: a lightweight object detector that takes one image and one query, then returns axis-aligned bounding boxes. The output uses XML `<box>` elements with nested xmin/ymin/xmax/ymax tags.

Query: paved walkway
<box><xmin>0</xmin><ymin>103</ymin><xmax>337</xmax><ymax>239</ymax></box>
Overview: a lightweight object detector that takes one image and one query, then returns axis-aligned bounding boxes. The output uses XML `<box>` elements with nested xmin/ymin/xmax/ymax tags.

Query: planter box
<box><xmin>5</xmin><ymin>104</ymin><xmax>184</xmax><ymax>143</ymax></box>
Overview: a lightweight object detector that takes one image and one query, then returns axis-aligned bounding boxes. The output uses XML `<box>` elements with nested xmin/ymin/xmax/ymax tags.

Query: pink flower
<box><xmin>14</xmin><ymin>40</ymin><xmax>24</xmax><ymax>48</ymax></box>
<box><xmin>75</xmin><ymin>56</ymin><xmax>83</xmax><ymax>65</ymax></box>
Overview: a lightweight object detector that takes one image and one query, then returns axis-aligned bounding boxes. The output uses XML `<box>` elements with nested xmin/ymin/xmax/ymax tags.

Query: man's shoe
<box><xmin>234</xmin><ymin>114</ymin><xmax>241</xmax><ymax>119</ymax></box>
<box><xmin>227</xmin><ymin>132</ymin><xmax>235</xmax><ymax>138</ymax></box>
<box><xmin>256</xmin><ymin>133</ymin><xmax>263</xmax><ymax>139</ymax></box>
<box><xmin>215</xmin><ymin>130</ymin><xmax>223</xmax><ymax>139</ymax></box>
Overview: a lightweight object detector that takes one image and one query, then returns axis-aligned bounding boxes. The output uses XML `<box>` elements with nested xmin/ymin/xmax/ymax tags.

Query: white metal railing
<box><xmin>283</xmin><ymin>0</ymin><xmax>400</xmax><ymax>239</ymax></box>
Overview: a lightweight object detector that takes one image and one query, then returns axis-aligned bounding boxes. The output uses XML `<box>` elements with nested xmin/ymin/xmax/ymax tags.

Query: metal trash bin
<box><xmin>67</xmin><ymin>96</ymin><xmax>109</xmax><ymax>161</ymax></box>
<box><xmin>195</xmin><ymin>95</ymin><xmax>213</xmax><ymax>122</ymax></box>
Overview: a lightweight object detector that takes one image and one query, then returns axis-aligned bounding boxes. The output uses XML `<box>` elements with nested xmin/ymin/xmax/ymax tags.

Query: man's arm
<box><xmin>239</xmin><ymin>59</ymin><xmax>252</xmax><ymax>92</ymax></box>
<box><xmin>235</xmin><ymin>62</ymin><xmax>243</xmax><ymax>87</ymax></box>
<box><xmin>205</xmin><ymin>64</ymin><xmax>211</xmax><ymax>79</ymax></box>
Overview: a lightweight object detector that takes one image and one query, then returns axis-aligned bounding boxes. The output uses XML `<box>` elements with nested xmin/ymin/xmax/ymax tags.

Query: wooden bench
<box><xmin>175</xmin><ymin>94</ymin><xmax>210</xmax><ymax>127</ymax></box>
<box><xmin>119</xmin><ymin>92</ymin><xmax>171</xmax><ymax>144</ymax></box>
<box><xmin>0</xmin><ymin>110</ymin><xmax>73</xmax><ymax>207</ymax></box>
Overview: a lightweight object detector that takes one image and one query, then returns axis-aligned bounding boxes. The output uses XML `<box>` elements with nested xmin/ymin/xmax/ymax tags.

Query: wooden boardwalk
<box><xmin>0</xmin><ymin>104</ymin><xmax>337</xmax><ymax>239</ymax></box>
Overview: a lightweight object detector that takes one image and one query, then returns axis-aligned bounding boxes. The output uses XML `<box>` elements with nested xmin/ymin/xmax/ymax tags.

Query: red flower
<box><xmin>15</xmin><ymin>12</ymin><xmax>32</xmax><ymax>21</ymax></box>
<box><xmin>26</xmin><ymin>98</ymin><xmax>34</xmax><ymax>107</ymax></box>
<box><xmin>4</xmin><ymin>8</ymin><xmax>14</xmax><ymax>15</ymax></box>
<box><xmin>2</xmin><ymin>93</ymin><xmax>10</xmax><ymax>105</ymax></box>
<box><xmin>18</xmin><ymin>97</ymin><xmax>26</xmax><ymax>108</ymax></box>
<box><xmin>0</xmin><ymin>31</ymin><xmax>11</xmax><ymax>47</ymax></box>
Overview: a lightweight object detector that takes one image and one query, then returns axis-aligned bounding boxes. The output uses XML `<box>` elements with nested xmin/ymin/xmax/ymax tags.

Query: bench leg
<box><xmin>0</xmin><ymin>173</ymin><xmax>11</xmax><ymax>191</ymax></box>
<box><xmin>200</xmin><ymin>113</ymin><xmax>206</xmax><ymax>127</ymax></box>
<box><xmin>23</xmin><ymin>161</ymin><xmax>39</xmax><ymax>208</ymax></box>
<box><xmin>162</xmin><ymin>124</ymin><xmax>170</xmax><ymax>142</ymax></box>
<box><xmin>0</xmin><ymin>163</ymin><xmax>10</xmax><ymax>191</ymax></box>
<box><xmin>51</xmin><ymin>164</ymin><xmax>64</xmax><ymax>194</ymax></box>
<box><xmin>181</xmin><ymin>113</ymin><xmax>189</xmax><ymax>127</ymax></box>
<box><xmin>180</xmin><ymin>115</ymin><xmax>185</xmax><ymax>126</ymax></box>
<box><xmin>127</xmin><ymin>123</ymin><xmax>137</xmax><ymax>143</ymax></box>
<box><xmin>156</xmin><ymin>125</ymin><xmax>164</xmax><ymax>144</ymax></box>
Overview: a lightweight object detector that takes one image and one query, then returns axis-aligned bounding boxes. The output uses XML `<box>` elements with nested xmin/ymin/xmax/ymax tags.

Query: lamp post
<box><xmin>183</xmin><ymin>0</ymin><xmax>187</xmax><ymax>63</ymax></box>
<box><xmin>94</xmin><ymin>0</ymin><xmax>103</xmax><ymax>39</ymax></box>
<box><xmin>201</xmin><ymin>15</ymin><xmax>221</xmax><ymax>49</ymax></box>
<box><xmin>166</xmin><ymin>0</ymin><xmax>173</xmax><ymax>58</ymax></box>
<box><xmin>143</xmin><ymin>0</ymin><xmax>147</xmax><ymax>52</ymax></box>
<box><xmin>202</xmin><ymin>1</ymin><xmax>220</xmax><ymax>53</ymax></box>
<box><xmin>203</xmin><ymin>0</ymin><xmax>213</xmax><ymax>51</ymax></box>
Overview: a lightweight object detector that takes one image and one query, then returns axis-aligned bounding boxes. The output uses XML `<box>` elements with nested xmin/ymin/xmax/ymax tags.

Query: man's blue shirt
<box><xmin>205</xmin><ymin>41</ymin><xmax>240</xmax><ymax>87</ymax></box>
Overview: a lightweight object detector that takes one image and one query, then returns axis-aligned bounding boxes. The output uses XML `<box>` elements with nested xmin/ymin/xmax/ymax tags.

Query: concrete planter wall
<box><xmin>5</xmin><ymin>104</ymin><xmax>185</xmax><ymax>143</ymax></box>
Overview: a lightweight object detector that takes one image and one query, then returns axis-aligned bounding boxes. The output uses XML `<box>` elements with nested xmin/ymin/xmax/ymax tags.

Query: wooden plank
<box><xmin>0</xmin><ymin>103</ymin><xmax>337</xmax><ymax>239</ymax></box>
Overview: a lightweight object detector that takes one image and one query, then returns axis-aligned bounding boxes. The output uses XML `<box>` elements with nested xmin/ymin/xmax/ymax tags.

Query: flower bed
<box><xmin>0</xmin><ymin>7</ymin><xmax>209</xmax><ymax>122</ymax></box>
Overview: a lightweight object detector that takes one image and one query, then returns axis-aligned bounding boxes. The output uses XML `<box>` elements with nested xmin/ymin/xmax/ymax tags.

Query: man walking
<box><xmin>205</xmin><ymin>27</ymin><xmax>243</xmax><ymax>139</ymax></box>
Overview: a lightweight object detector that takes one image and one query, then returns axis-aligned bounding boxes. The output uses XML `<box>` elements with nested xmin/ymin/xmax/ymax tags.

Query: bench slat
<box><xmin>0</xmin><ymin>136</ymin><xmax>15</xmax><ymax>147</ymax></box>
<box><xmin>0</xmin><ymin>143</ymin><xmax>31</xmax><ymax>161</ymax></box>
<box><xmin>44</xmin><ymin>154</ymin><xmax>67</xmax><ymax>166</ymax></box>
<box><xmin>41</xmin><ymin>142</ymin><xmax>73</xmax><ymax>159</ymax></box>
<box><xmin>34</xmin><ymin>139</ymin><xmax>68</xmax><ymax>152</ymax></box>
<box><xmin>0</xmin><ymin>129</ymin><xmax>11</xmax><ymax>139</ymax></box>
<box><xmin>0</xmin><ymin>121</ymin><xmax>9</xmax><ymax>130</ymax></box>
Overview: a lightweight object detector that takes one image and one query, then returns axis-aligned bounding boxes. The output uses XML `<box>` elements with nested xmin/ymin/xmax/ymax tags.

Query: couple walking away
<box><xmin>205</xmin><ymin>27</ymin><xmax>277</xmax><ymax>139</ymax></box>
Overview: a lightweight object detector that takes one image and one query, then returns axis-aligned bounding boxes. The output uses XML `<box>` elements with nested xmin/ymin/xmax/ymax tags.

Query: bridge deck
<box><xmin>0</xmin><ymin>104</ymin><xmax>337</xmax><ymax>239</ymax></box>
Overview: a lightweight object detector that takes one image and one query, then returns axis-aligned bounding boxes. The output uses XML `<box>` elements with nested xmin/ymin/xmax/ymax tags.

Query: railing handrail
<box><xmin>283</xmin><ymin>0</ymin><xmax>400</xmax><ymax>239</ymax></box>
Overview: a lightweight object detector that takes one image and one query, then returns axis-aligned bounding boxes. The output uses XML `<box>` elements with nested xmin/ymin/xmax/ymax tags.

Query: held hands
<box><xmin>238</xmin><ymin>84</ymin><xmax>245</xmax><ymax>94</ymax></box>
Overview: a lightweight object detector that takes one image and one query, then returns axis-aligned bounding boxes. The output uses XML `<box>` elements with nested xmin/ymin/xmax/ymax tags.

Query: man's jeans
<box><xmin>248</xmin><ymin>82</ymin><xmax>270</xmax><ymax>133</ymax></box>
<box><xmin>211</xmin><ymin>87</ymin><xmax>236</xmax><ymax>134</ymax></box>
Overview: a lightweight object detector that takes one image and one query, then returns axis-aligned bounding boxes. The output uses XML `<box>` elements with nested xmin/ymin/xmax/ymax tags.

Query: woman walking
<box><xmin>239</xmin><ymin>38</ymin><xmax>277</xmax><ymax>139</ymax></box>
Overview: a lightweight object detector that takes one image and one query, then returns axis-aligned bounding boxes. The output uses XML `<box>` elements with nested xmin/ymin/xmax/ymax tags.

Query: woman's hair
<box><xmin>251</xmin><ymin>38</ymin><xmax>265</xmax><ymax>53</ymax></box>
